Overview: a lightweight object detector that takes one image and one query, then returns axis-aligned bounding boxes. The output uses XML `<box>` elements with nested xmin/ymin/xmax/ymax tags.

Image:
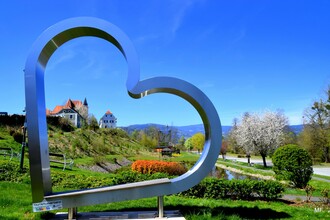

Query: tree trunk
<box><xmin>261</xmin><ymin>154</ymin><xmax>267</xmax><ymax>167</ymax></box>
<box><xmin>324</xmin><ymin>147</ymin><xmax>329</xmax><ymax>163</ymax></box>
<box><xmin>246</xmin><ymin>154</ymin><xmax>251</xmax><ymax>165</ymax></box>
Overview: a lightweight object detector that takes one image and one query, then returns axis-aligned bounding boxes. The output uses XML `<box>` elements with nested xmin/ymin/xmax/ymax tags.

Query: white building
<box><xmin>99</xmin><ymin>110</ymin><xmax>117</xmax><ymax>128</ymax></box>
<box><xmin>46</xmin><ymin>98</ymin><xmax>88</xmax><ymax>128</ymax></box>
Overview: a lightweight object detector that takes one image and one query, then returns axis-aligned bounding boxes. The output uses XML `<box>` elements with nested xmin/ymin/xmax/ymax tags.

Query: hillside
<box><xmin>0</xmin><ymin>115</ymin><xmax>148</xmax><ymax>160</ymax></box>
<box><xmin>47</xmin><ymin>126</ymin><xmax>146</xmax><ymax>159</ymax></box>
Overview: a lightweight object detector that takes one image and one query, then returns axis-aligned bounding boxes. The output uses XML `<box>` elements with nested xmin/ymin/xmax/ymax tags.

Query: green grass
<box><xmin>0</xmin><ymin>126</ymin><xmax>21</xmax><ymax>151</ymax></box>
<box><xmin>1</xmin><ymin>157</ymin><xmax>330</xmax><ymax>219</ymax></box>
<box><xmin>217</xmin><ymin>158</ymin><xmax>330</xmax><ymax>198</ymax></box>
<box><xmin>1</xmin><ymin>180</ymin><xmax>329</xmax><ymax>220</ymax></box>
<box><xmin>314</xmin><ymin>174</ymin><xmax>330</xmax><ymax>181</ymax></box>
<box><xmin>217</xmin><ymin>159</ymin><xmax>275</xmax><ymax>177</ymax></box>
<box><xmin>0</xmin><ymin>181</ymin><xmax>42</xmax><ymax>219</ymax></box>
<box><xmin>314</xmin><ymin>163</ymin><xmax>330</xmax><ymax>168</ymax></box>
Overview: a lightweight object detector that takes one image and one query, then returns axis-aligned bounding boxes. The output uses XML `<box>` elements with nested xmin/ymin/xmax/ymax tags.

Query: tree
<box><xmin>220</xmin><ymin>140</ymin><xmax>228</xmax><ymax>159</ymax></box>
<box><xmin>227</xmin><ymin>118</ymin><xmax>242</xmax><ymax>154</ymax></box>
<box><xmin>191</xmin><ymin>132</ymin><xmax>205</xmax><ymax>152</ymax></box>
<box><xmin>302</xmin><ymin>94</ymin><xmax>330</xmax><ymax>163</ymax></box>
<box><xmin>176</xmin><ymin>136</ymin><xmax>186</xmax><ymax>151</ymax></box>
<box><xmin>272</xmin><ymin>144</ymin><xmax>313</xmax><ymax>188</ymax></box>
<box><xmin>139</xmin><ymin>130</ymin><xmax>158</xmax><ymax>149</ymax></box>
<box><xmin>281</xmin><ymin>129</ymin><xmax>297</xmax><ymax>146</ymax></box>
<box><xmin>235</xmin><ymin>110</ymin><xmax>288</xmax><ymax>167</ymax></box>
<box><xmin>298</xmin><ymin>126</ymin><xmax>324</xmax><ymax>160</ymax></box>
<box><xmin>88</xmin><ymin>115</ymin><xmax>99</xmax><ymax>131</ymax></box>
<box><xmin>184</xmin><ymin>137</ymin><xmax>193</xmax><ymax>151</ymax></box>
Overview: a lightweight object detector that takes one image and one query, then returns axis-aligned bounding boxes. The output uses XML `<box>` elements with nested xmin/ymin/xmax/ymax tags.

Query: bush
<box><xmin>180</xmin><ymin>178</ymin><xmax>284</xmax><ymax>201</ymax></box>
<box><xmin>12</xmin><ymin>131</ymin><xmax>23</xmax><ymax>143</ymax></box>
<box><xmin>272</xmin><ymin>144</ymin><xmax>313</xmax><ymax>188</ymax></box>
<box><xmin>131</xmin><ymin>160</ymin><xmax>187</xmax><ymax>175</ymax></box>
<box><xmin>321</xmin><ymin>189</ymin><xmax>329</xmax><ymax>204</ymax></box>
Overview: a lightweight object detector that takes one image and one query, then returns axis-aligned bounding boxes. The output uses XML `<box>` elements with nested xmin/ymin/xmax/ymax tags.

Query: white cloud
<box><xmin>170</xmin><ymin>0</ymin><xmax>195</xmax><ymax>35</ymax></box>
<box><xmin>46</xmin><ymin>47</ymin><xmax>76</xmax><ymax>71</ymax></box>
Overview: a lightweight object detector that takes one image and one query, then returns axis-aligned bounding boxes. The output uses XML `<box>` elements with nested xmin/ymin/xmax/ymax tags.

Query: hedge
<box><xmin>0</xmin><ymin>161</ymin><xmax>283</xmax><ymax>201</ymax></box>
<box><xmin>180</xmin><ymin>178</ymin><xmax>284</xmax><ymax>201</ymax></box>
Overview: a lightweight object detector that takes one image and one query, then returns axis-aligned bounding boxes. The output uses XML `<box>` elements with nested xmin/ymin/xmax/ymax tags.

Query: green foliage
<box><xmin>12</xmin><ymin>130</ymin><xmax>23</xmax><ymax>143</ymax></box>
<box><xmin>180</xmin><ymin>178</ymin><xmax>284</xmax><ymax>201</ymax></box>
<box><xmin>191</xmin><ymin>133</ymin><xmax>205</xmax><ymax>152</ymax></box>
<box><xmin>50</xmin><ymin>170</ymin><xmax>172</xmax><ymax>190</ymax></box>
<box><xmin>0</xmin><ymin>126</ymin><xmax>21</xmax><ymax>150</ymax></box>
<box><xmin>272</xmin><ymin>144</ymin><xmax>313</xmax><ymax>188</ymax></box>
<box><xmin>321</xmin><ymin>188</ymin><xmax>329</xmax><ymax>204</ymax></box>
<box><xmin>47</xmin><ymin>116</ymin><xmax>75</xmax><ymax>132</ymax></box>
<box><xmin>139</xmin><ymin>131</ymin><xmax>158</xmax><ymax>149</ymax></box>
<box><xmin>304</xmin><ymin>184</ymin><xmax>315</xmax><ymax>202</ymax></box>
<box><xmin>184</xmin><ymin>137</ymin><xmax>193</xmax><ymax>151</ymax></box>
<box><xmin>301</xmin><ymin>88</ymin><xmax>330</xmax><ymax>163</ymax></box>
<box><xmin>88</xmin><ymin>115</ymin><xmax>99</xmax><ymax>131</ymax></box>
<box><xmin>46</xmin><ymin>126</ymin><xmax>146</xmax><ymax>159</ymax></box>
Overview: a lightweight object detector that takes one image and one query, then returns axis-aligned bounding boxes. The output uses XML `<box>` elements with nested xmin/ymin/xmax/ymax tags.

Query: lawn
<box><xmin>1</xmin><ymin>153</ymin><xmax>330</xmax><ymax>219</ymax></box>
<box><xmin>1</xmin><ymin>181</ymin><xmax>330</xmax><ymax>219</ymax></box>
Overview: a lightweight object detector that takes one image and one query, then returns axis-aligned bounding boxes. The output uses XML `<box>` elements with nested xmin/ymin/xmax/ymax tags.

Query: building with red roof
<box><xmin>46</xmin><ymin>98</ymin><xmax>88</xmax><ymax>128</ymax></box>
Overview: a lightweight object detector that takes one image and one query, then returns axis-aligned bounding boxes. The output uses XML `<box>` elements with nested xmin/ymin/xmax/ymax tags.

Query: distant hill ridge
<box><xmin>121</xmin><ymin>124</ymin><xmax>303</xmax><ymax>138</ymax></box>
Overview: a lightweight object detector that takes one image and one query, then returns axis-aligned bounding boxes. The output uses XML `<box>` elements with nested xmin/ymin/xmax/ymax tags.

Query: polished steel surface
<box><xmin>25</xmin><ymin>17</ymin><xmax>221</xmax><ymax>208</ymax></box>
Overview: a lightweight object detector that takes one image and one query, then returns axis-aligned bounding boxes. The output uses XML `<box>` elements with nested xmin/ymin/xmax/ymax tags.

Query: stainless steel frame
<box><xmin>25</xmin><ymin>17</ymin><xmax>221</xmax><ymax>209</ymax></box>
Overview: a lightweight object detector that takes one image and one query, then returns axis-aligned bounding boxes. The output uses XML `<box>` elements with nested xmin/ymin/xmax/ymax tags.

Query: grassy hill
<box><xmin>47</xmin><ymin>125</ymin><xmax>146</xmax><ymax>158</ymax></box>
<box><xmin>0</xmin><ymin>115</ymin><xmax>152</xmax><ymax>164</ymax></box>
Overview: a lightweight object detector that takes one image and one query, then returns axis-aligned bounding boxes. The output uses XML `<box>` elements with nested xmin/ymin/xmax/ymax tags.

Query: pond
<box><xmin>209</xmin><ymin>166</ymin><xmax>259</xmax><ymax>180</ymax></box>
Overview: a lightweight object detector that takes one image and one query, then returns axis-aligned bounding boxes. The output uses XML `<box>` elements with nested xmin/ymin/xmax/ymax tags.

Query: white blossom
<box><xmin>235</xmin><ymin>110</ymin><xmax>288</xmax><ymax>167</ymax></box>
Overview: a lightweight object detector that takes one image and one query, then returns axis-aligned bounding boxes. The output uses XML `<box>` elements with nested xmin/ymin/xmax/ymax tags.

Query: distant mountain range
<box><xmin>121</xmin><ymin>124</ymin><xmax>303</xmax><ymax>138</ymax></box>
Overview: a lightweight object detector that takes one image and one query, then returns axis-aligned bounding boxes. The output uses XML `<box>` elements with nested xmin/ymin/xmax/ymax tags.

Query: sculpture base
<box><xmin>50</xmin><ymin>210</ymin><xmax>185</xmax><ymax>220</ymax></box>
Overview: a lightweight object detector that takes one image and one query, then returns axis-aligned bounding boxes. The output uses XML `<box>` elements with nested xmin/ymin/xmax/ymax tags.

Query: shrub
<box><xmin>131</xmin><ymin>160</ymin><xmax>187</xmax><ymax>175</ymax></box>
<box><xmin>321</xmin><ymin>189</ymin><xmax>329</xmax><ymax>204</ymax></box>
<box><xmin>58</xmin><ymin>117</ymin><xmax>75</xmax><ymax>132</ymax></box>
<box><xmin>180</xmin><ymin>178</ymin><xmax>284</xmax><ymax>201</ymax></box>
<box><xmin>272</xmin><ymin>144</ymin><xmax>313</xmax><ymax>188</ymax></box>
<box><xmin>12</xmin><ymin>131</ymin><xmax>23</xmax><ymax>143</ymax></box>
<box><xmin>203</xmin><ymin>178</ymin><xmax>229</xmax><ymax>199</ymax></box>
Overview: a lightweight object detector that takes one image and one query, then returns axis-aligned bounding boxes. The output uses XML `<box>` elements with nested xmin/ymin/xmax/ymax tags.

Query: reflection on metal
<box><xmin>25</xmin><ymin>17</ymin><xmax>222</xmax><ymax>209</ymax></box>
<box><xmin>158</xmin><ymin>196</ymin><xmax>164</xmax><ymax>218</ymax></box>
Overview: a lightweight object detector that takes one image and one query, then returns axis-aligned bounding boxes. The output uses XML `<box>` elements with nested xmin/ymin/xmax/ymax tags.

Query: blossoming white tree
<box><xmin>235</xmin><ymin>110</ymin><xmax>288</xmax><ymax>167</ymax></box>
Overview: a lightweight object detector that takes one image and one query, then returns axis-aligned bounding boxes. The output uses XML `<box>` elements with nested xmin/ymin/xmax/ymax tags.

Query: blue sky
<box><xmin>0</xmin><ymin>1</ymin><xmax>329</xmax><ymax>126</ymax></box>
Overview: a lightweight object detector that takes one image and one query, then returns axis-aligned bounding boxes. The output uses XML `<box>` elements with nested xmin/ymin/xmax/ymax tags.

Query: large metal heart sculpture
<box><xmin>25</xmin><ymin>17</ymin><xmax>221</xmax><ymax>210</ymax></box>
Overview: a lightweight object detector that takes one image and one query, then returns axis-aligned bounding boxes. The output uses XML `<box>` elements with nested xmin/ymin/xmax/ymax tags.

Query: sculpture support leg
<box><xmin>158</xmin><ymin>196</ymin><xmax>164</xmax><ymax>218</ymax></box>
<box><xmin>68</xmin><ymin>207</ymin><xmax>77</xmax><ymax>220</ymax></box>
